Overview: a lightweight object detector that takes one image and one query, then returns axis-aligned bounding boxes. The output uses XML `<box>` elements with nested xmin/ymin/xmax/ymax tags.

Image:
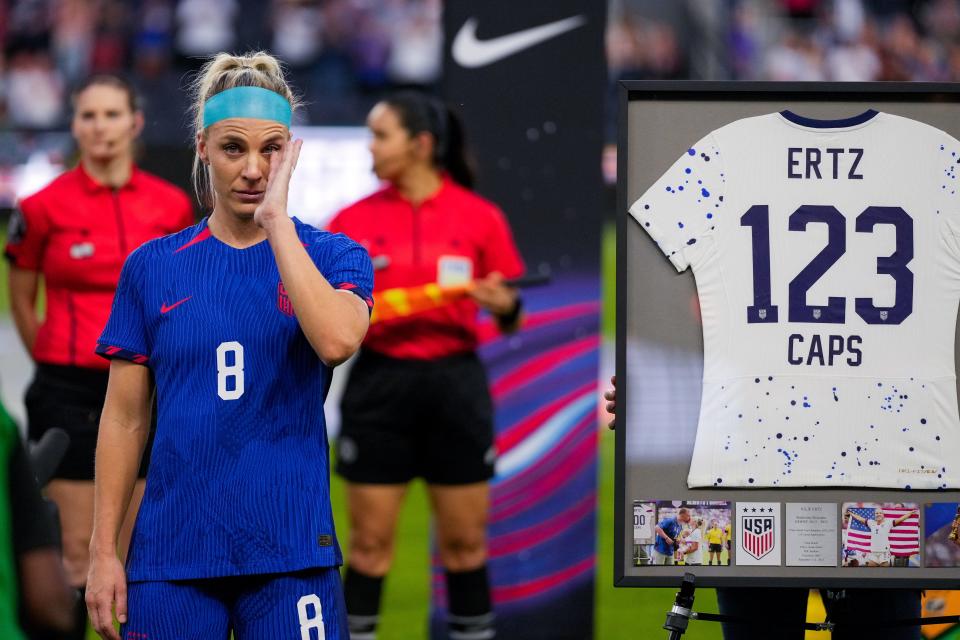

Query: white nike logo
<box><xmin>452</xmin><ymin>15</ymin><xmax>588</xmax><ymax>69</ymax></box>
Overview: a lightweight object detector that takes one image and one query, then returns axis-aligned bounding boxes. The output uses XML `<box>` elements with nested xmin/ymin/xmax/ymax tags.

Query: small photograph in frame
<box><xmin>841</xmin><ymin>502</ymin><xmax>921</xmax><ymax>568</ymax></box>
<box><xmin>924</xmin><ymin>503</ymin><xmax>960</xmax><ymax>568</ymax></box>
<box><xmin>631</xmin><ymin>500</ymin><xmax>657</xmax><ymax>566</ymax></box>
<box><xmin>641</xmin><ymin>501</ymin><xmax>732</xmax><ymax>567</ymax></box>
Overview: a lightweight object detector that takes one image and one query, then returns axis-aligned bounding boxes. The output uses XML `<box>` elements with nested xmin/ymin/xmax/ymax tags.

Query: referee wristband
<box><xmin>496</xmin><ymin>297</ymin><xmax>523</xmax><ymax>326</ymax></box>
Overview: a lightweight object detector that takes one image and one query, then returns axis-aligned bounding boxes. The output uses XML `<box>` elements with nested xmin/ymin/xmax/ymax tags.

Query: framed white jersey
<box><xmin>630</xmin><ymin>109</ymin><xmax>960</xmax><ymax>489</ymax></box>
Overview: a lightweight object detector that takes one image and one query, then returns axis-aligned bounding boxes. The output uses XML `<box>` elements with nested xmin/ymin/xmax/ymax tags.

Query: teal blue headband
<box><xmin>202</xmin><ymin>86</ymin><xmax>292</xmax><ymax>128</ymax></box>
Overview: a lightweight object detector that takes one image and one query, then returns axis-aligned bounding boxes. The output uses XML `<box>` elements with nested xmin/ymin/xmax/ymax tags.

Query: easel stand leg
<box><xmin>662</xmin><ymin>573</ymin><xmax>697</xmax><ymax>639</ymax></box>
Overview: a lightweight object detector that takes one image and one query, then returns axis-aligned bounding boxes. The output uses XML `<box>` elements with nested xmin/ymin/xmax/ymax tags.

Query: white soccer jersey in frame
<box><xmin>630</xmin><ymin>109</ymin><xmax>960</xmax><ymax>489</ymax></box>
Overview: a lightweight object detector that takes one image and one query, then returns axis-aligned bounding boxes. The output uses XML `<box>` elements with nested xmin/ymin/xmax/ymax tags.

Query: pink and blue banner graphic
<box><xmin>431</xmin><ymin>278</ymin><xmax>600</xmax><ymax>639</ymax></box>
<box><xmin>439</xmin><ymin>1</ymin><xmax>606</xmax><ymax>635</ymax></box>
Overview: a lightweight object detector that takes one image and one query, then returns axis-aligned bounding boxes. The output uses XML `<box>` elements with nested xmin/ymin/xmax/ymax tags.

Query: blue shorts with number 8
<box><xmin>121</xmin><ymin>567</ymin><xmax>347</xmax><ymax>640</ymax></box>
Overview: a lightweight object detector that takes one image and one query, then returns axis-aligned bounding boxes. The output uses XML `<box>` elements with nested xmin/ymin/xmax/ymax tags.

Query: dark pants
<box><xmin>716</xmin><ymin>588</ymin><xmax>922</xmax><ymax>640</ymax></box>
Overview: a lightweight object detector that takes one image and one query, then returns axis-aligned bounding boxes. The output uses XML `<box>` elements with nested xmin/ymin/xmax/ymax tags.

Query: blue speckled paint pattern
<box><xmin>629</xmin><ymin>111</ymin><xmax>960</xmax><ymax>489</ymax></box>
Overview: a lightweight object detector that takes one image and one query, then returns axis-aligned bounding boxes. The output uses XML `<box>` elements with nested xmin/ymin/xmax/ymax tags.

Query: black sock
<box><xmin>446</xmin><ymin>566</ymin><xmax>495</xmax><ymax>640</ymax></box>
<box><xmin>343</xmin><ymin>566</ymin><xmax>383</xmax><ymax>640</ymax></box>
<box><xmin>68</xmin><ymin>587</ymin><xmax>87</xmax><ymax>640</ymax></box>
<box><xmin>22</xmin><ymin>587</ymin><xmax>85</xmax><ymax>640</ymax></box>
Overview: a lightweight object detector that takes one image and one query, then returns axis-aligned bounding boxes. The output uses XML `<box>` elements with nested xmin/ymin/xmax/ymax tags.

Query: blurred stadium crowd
<box><xmin>0</xmin><ymin>0</ymin><xmax>443</xmax><ymax>140</ymax></box>
<box><xmin>608</xmin><ymin>0</ymin><xmax>960</xmax><ymax>83</ymax></box>
<box><xmin>0</xmin><ymin>0</ymin><xmax>959</xmax><ymax>141</ymax></box>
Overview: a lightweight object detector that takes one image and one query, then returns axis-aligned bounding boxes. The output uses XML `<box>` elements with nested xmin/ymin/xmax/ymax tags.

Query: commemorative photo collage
<box><xmin>630</xmin><ymin>500</ymin><xmax>960</xmax><ymax>569</ymax></box>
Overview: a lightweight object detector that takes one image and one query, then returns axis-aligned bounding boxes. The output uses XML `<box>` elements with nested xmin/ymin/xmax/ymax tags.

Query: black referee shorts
<box><xmin>26</xmin><ymin>363</ymin><xmax>153</xmax><ymax>481</ymax></box>
<box><xmin>335</xmin><ymin>349</ymin><xmax>496</xmax><ymax>485</ymax></box>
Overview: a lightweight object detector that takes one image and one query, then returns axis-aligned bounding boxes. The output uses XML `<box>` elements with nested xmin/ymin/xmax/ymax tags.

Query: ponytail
<box><xmin>382</xmin><ymin>91</ymin><xmax>476</xmax><ymax>189</ymax></box>
<box><xmin>442</xmin><ymin>108</ymin><xmax>475</xmax><ymax>190</ymax></box>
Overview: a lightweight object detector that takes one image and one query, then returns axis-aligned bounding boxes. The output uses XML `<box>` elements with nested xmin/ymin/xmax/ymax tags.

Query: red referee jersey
<box><xmin>329</xmin><ymin>176</ymin><xmax>524</xmax><ymax>360</ymax></box>
<box><xmin>5</xmin><ymin>164</ymin><xmax>194</xmax><ymax>369</ymax></box>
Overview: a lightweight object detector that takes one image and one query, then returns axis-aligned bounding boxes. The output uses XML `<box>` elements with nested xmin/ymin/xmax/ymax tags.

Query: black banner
<box><xmin>442</xmin><ymin>0</ymin><xmax>607</xmax><ymax>273</ymax></box>
<box><xmin>435</xmin><ymin>3</ymin><xmax>607</xmax><ymax>640</ymax></box>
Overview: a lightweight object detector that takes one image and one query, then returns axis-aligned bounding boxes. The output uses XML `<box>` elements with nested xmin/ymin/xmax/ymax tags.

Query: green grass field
<box><xmin>80</xmin><ymin>433</ymin><xmax>723</xmax><ymax>640</ymax></box>
<box><xmin>323</xmin><ymin>432</ymin><xmax>721</xmax><ymax>640</ymax></box>
<box><xmin>320</xmin><ymin>222</ymin><xmax>722</xmax><ymax>639</ymax></box>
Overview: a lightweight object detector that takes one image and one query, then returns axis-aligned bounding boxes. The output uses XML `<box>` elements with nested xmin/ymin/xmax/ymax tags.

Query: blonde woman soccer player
<box><xmin>85</xmin><ymin>52</ymin><xmax>372</xmax><ymax>639</ymax></box>
<box><xmin>681</xmin><ymin>518</ymin><xmax>704</xmax><ymax>566</ymax></box>
<box><xmin>846</xmin><ymin>507</ymin><xmax>917</xmax><ymax>567</ymax></box>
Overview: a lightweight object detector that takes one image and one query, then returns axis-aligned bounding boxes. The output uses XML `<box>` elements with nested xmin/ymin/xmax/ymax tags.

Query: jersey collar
<box><xmin>384</xmin><ymin>173</ymin><xmax>453</xmax><ymax>207</ymax></box>
<box><xmin>779</xmin><ymin>109</ymin><xmax>879</xmax><ymax>129</ymax></box>
<box><xmin>75</xmin><ymin>162</ymin><xmax>142</xmax><ymax>193</ymax></box>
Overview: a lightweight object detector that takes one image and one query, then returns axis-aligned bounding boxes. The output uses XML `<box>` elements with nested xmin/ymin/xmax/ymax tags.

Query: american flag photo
<box><xmin>842</xmin><ymin>503</ymin><xmax>921</xmax><ymax>568</ymax></box>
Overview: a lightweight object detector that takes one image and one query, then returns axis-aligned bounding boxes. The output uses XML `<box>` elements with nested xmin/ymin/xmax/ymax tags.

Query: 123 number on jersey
<box><xmin>216</xmin><ymin>341</ymin><xmax>245</xmax><ymax>400</ymax></box>
<box><xmin>742</xmin><ymin>204</ymin><xmax>914</xmax><ymax>325</ymax></box>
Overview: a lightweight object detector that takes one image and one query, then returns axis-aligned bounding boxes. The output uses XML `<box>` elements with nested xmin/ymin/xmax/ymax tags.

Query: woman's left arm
<box><xmin>893</xmin><ymin>511</ymin><xmax>916</xmax><ymax>526</ymax></box>
<box><xmin>468</xmin><ymin>204</ymin><xmax>525</xmax><ymax>334</ymax></box>
<box><xmin>469</xmin><ymin>272</ymin><xmax>521</xmax><ymax>333</ymax></box>
<box><xmin>257</xmin><ymin>139</ymin><xmax>370</xmax><ymax>366</ymax></box>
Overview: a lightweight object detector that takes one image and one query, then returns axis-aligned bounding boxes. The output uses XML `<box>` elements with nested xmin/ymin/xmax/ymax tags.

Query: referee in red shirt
<box><xmin>4</xmin><ymin>75</ymin><xmax>193</xmax><ymax>640</ymax></box>
<box><xmin>329</xmin><ymin>91</ymin><xmax>524</xmax><ymax>640</ymax></box>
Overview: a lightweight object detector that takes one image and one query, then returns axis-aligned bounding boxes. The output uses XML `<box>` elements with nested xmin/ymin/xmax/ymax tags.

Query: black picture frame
<box><xmin>615</xmin><ymin>80</ymin><xmax>960</xmax><ymax>588</ymax></box>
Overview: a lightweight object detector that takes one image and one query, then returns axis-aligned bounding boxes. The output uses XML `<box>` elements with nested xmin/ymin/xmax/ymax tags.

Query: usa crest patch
<box><xmin>278</xmin><ymin>281</ymin><xmax>294</xmax><ymax>316</ymax></box>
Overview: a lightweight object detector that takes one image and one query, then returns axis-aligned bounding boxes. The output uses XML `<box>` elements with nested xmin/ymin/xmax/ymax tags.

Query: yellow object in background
<box><xmin>370</xmin><ymin>283</ymin><xmax>471</xmax><ymax>324</ymax></box>
<box><xmin>923</xmin><ymin>591</ymin><xmax>960</xmax><ymax>640</ymax></box>
<box><xmin>803</xmin><ymin>589</ymin><xmax>960</xmax><ymax>640</ymax></box>
<box><xmin>805</xmin><ymin>589</ymin><xmax>831</xmax><ymax>640</ymax></box>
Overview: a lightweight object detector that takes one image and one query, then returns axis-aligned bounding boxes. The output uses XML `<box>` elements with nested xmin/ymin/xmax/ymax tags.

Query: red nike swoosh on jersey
<box><xmin>160</xmin><ymin>297</ymin><xmax>192</xmax><ymax>314</ymax></box>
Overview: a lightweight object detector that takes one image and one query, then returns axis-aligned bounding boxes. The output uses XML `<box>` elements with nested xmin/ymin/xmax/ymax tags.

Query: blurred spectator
<box><xmin>271</xmin><ymin>0</ymin><xmax>324</xmax><ymax>68</ymax></box>
<box><xmin>90</xmin><ymin>0</ymin><xmax>130</xmax><ymax>73</ymax></box>
<box><xmin>824</xmin><ymin>22</ymin><xmax>882</xmax><ymax>81</ymax></box>
<box><xmin>350</xmin><ymin>6</ymin><xmax>391</xmax><ymax>91</ymax></box>
<box><xmin>606</xmin><ymin>14</ymin><xmax>685</xmax><ymax>81</ymax></box>
<box><xmin>922</xmin><ymin>0</ymin><xmax>960</xmax><ymax>42</ymax></box>
<box><xmin>606</xmin><ymin>14</ymin><xmax>642</xmax><ymax>81</ymax></box>
<box><xmin>729</xmin><ymin>2</ymin><xmax>763</xmax><ymax>79</ymax></box>
<box><xmin>887</xmin><ymin>14</ymin><xmax>924</xmax><ymax>78</ymax></box>
<box><xmin>133</xmin><ymin>0</ymin><xmax>175</xmax><ymax>76</ymax></box>
<box><xmin>612</xmin><ymin>0</ymin><xmax>960</xmax><ymax>85</ymax></box>
<box><xmin>174</xmin><ymin>0</ymin><xmax>236</xmax><ymax>58</ymax></box>
<box><xmin>782</xmin><ymin>0</ymin><xmax>823</xmax><ymax>19</ymax></box>
<box><xmin>949</xmin><ymin>42</ymin><xmax>960</xmax><ymax>79</ymax></box>
<box><xmin>833</xmin><ymin>0</ymin><xmax>867</xmax><ymax>42</ymax></box>
<box><xmin>51</xmin><ymin>0</ymin><xmax>95</xmax><ymax>84</ymax></box>
<box><xmin>1</xmin><ymin>0</ymin><xmax>960</xmax><ymax>134</ymax></box>
<box><xmin>764</xmin><ymin>29</ymin><xmax>827</xmax><ymax>80</ymax></box>
<box><xmin>5</xmin><ymin>48</ymin><xmax>64</xmax><ymax>129</ymax></box>
<box><xmin>385</xmin><ymin>0</ymin><xmax>442</xmax><ymax>87</ymax></box>
<box><xmin>7</xmin><ymin>0</ymin><xmax>54</xmax><ymax>50</ymax></box>
<box><xmin>646</xmin><ymin>21</ymin><xmax>685</xmax><ymax>79</ymax></box>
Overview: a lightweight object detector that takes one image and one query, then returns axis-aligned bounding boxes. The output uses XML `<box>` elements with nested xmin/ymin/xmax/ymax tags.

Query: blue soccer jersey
<box><xmin>653</xmin><ymin>517</ymin><xmax>681</xmax><ymax>556</ymax></box>
<box><xmin>96</xmin><ymin>217</ymin><xmax>373</xmax><ymax>582</ymax></box>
